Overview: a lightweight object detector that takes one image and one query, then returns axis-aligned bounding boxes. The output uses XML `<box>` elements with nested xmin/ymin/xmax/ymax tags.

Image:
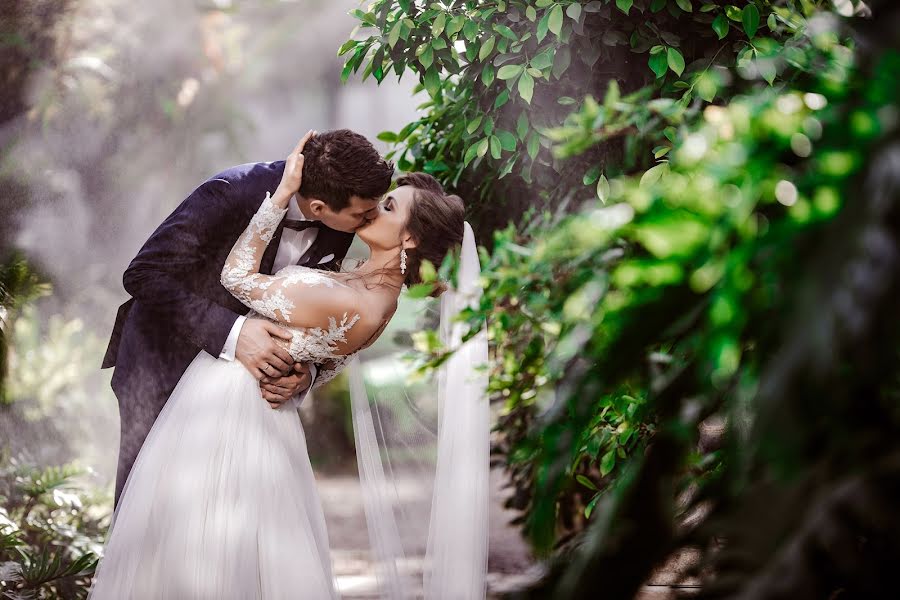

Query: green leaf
<box><xmin>552</xmin><ymin>46</ymin><xmax>571</xmax><ymax>79</ymax></box>
<box><xmin>407</xmin><ymin>283</ymin><xmax>435</xmax><ymax>298</ymax></box>
<box><xmin>585</xmin><ymin>493</ymin><xmax>600</xmax><ymax>519</ymax></box>
<box><xmin>640</xmin><ymin>162</ymin><xmax>669</xmax><ymax>187</ymax></box>
<box><xmin>535</xmin><ymin>0</ymin><xmax>553</xmax><ymax>7</ymax></box>
<box><xmin>526</xmin><ymin>6</ymin><xmax>537</xmax><ymax>21</ymax></box>
<box><xmin>376</xmin><ymin>131</ymin><xmax>398</xmax><ymax>143</ymax></box>
<box><xmin>548</xmin><ymin>5</ymin><xmax>564</xmax><ymax>36</ymax></box>
<box><xmin>576</xmin><ymin>474</ymin><xmax>598</xmax><ymax>491</ymax></box>
<box><xmin>583</xmin><ymin>165</ymin><xmax>601</xmax><ymax>185</ymax></box>
<box><xmin>616</xmin><ymin>0</ymin><xmax>634</xmax><ymax>15</ymax></box>
<box><xmin>464</xmin><ymin>143</ymin><xmax>480</xmax><ymax>167</ymax></box>
<box><xmin>494</xmin><ymin>88</ymin><xmax>510</xmax><ymax>109</ymax></box>
<box><xmin>518</xmin><ymin>70</ymin><xmax>535</xmax><ymax>103</ymax></box>
<box><xmin>423</xmin><ymin>67</ymin><xmax>441</xmax><ymax>97</ymax></box>
<box><xmin>597</xmin><ymin>174</ymin><xmax>610</xmax><ymax>203</ymax></box>
<box><xmin>758</xmin><ymin>58</ymin><xmax>776</xmax><ymax>85</ymax></box>
<box><xmin>649</xmin><ymin>51</ymin><xmax>668</xmax><ymax>78</ymax></box>
<box><xmin>712</xmin><ymin>13</ymin><xmax>729</xmax><ymax>39</ymax></box>
<box><xmin>431</xmin><ymin>13</ymin><xmax>447</xmax><ymax>37</ymax></box>
<box><xmin>337</xmin><ymin>40</ymin><xmax>357</xmax><ymax>57</ymax></box>
<box><xmin>675</xmin><ymin>0</ymin><xmax>692</xmax><ymax>12</ymax></box>
<box><xmin>566</xmin><ymin>3</ymin><xmax>582</xmax><ymax>21</ymax></box>
<box><xmin>498</xmin><ymin>64</ymin><xmax>524</xmax><ymax>80</ymax></box>
<box><xmin>494</xmin><ymin>24</ymin><xmax>518</xmax><ymax>41</ymax></box>
<box><xmin>600</xmin><ymin>449</ymin><xmax>616</xmax><ymax>476</ymax></box>
<box><xmin>516</xmin><ymin>112</ymin><xmax>529</xmax><ymax>139</ymax></box>
<box><xmin>537</xmin><ymin>10</ymin><xmax>551</xmax><ymax>42</ymax></box>
<box><xmin>490</xmin><ymin>135</ymin><xmax>502</xmax><ymax>159</ymax></box>
<box><xmin>667</xmin><ymin>47</ymin><xmax>685</xmax><ymax>76</ymax></box>
<box><xmin>530</xmin><ymin>48</ymin><xmax>554</xmax><ymax>70</ymax></box>
<box><xmin>479</xmin><ymin>35</ymin><xmax>496</xmax><ymax>61</ymax></box>
<box><xmin>527</xmin><ymin>133</ymin><xmax>540</xmax><ymax>159</ymax></box>
<box><xmin>446</xmin><ymin>15</ymin><xmax>465</xmax><ymax>38</ymax></box>
<box><xmin>463</xmin><ymin>19</ymin><xmax>478</xmax><ymax>41</ymax></box>
<box><xmin>466</xmin><ymin>116</ymin><xmax>483</xmax><ymax>134</ymax></box>
<box><xmin>389</xmin><ymin>21</ymin><xmax>402</xmax><ymax>48</ymax></box>
<box><xmin>481</xmin><ymin>63</ymin><xmax>495</xmax><ymax>86</ymax></box>
<box><xmin>742</xmin><ymin>4</ymin><xmax>760</xmax><ymax>38</ymax></box>
<box><xmin>497</xmin><ymin>130</ymin><xmax>517</xmax><ymax>151</ymax></box>
<box><xmin>419</xmin><ymin>45</ymin><xmax>434</xmax><ymax>69</ymax></box>
<box><xmin>498</xmin><ymin>155</ymin><xmax>517</xmax><ymax>178</ymax></box>
<box><xmin>767</xmin><ymin>12</ymin><xmax>777</xmax><ymax>31</ymax></box>
<box><xmin>476</xmin><ymin>137</ymin><xmax>489</xmax><ymax>158</ymax></box>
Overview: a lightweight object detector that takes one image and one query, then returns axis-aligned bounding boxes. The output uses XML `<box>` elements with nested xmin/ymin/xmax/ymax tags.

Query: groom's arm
<box><xmin>122</xmin><ymin>178</ymin><xmax>244</xmax><ymax>356</ymax></box>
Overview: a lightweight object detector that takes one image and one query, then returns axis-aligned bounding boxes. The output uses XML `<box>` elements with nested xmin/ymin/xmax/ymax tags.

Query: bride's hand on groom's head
<box><xmin>274</xmin><ymin>130</ymin><xmax>316</xmax><ymax>205</ymax></box>
<box><xmin>260</xmin><ymin>363</ymin><xmax>312</xmax><ymax>409</ymax></box>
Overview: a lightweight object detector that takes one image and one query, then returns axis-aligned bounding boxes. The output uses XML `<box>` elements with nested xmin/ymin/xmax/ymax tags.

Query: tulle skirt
<box><xmin>90</xmin><ymin>351</ymin><xmax>339</xmax><ymax>599</ymax></box>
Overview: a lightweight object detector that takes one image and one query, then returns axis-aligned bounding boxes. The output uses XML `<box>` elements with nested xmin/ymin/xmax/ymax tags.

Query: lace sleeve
<box><xmin>220</xmin><ymin>192</ymin><xmax>288</xmax><ymax>320</ymax></box>
<box><xmin>220</xmin><ymin>194</ymin><xmax>363</xmax><ymax>341</ymax></box>
<box><xmin>312</xmin><ymin>357</ymin><xmax>351</xmax><ymax>389</ymax></box>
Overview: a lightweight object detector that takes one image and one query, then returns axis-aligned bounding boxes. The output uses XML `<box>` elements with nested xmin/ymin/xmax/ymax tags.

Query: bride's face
<box><xmin>356</xmin><ymin>185</ymin><xmax>416</xmax><ymax>251</ymax></box>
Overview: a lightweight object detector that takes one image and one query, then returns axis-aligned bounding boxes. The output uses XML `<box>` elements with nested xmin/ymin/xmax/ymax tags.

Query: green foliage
<box><xmin>0</xmin><ymin>454</ymin><xmax>107</xmax><ymax>599</ymax></box>
<box><xmin>344</xmin><ymin>0</ymin><xmax>844</xmax><ymax>549</ymax></box>
<box><xmin>0</xmin><ymin>257</ymin><xmax>48</xmax><ymax>406</ymax></box>
<box><xmin>344</xmin><ymin>0</ymin><xmax>816</xmax><ymax>240</ymax></box>
<box><xmin>344</xmin><ymin>1</ymin><xmax>900</xmax><ymax>595</ymax></box>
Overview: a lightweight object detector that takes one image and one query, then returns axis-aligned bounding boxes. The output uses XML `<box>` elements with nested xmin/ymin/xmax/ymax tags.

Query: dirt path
<box><xmin>317</xmin><ymin>467</ymin><xmax>537</xmax><ymax>598</ymax></box>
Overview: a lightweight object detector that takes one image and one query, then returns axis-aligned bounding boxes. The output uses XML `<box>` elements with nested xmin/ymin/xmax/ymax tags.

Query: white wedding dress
<box><xmin>90</xmin><ymin>196</ymin><xmax>360</xmax><ymax>599</ymax></box>
<box><xmin>91</xmin><ymin>192</ymin><xmax>490</xmax><ymax>600</ymax></box>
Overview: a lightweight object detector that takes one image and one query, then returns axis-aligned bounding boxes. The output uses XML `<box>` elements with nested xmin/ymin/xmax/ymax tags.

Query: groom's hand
<box><xmin>235</xmin><ymin>319</ymin><xmax>294</xmax><ymax>380</ymax></box>
<box><xmin>260</xmin><ymin>363</ymin><xmax>312</xmax><ymax>408</ymax></box>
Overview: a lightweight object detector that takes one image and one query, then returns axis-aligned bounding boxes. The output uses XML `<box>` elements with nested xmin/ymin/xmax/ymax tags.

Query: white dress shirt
<box><xmin>218</xmin><ymin>195</ymin><xmax>319</xmax><ymax>404</ymax></box>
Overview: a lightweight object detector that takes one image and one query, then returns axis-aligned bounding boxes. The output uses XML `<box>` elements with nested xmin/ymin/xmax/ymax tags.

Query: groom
<box><xmin>102</xmin><ymin>129</ymin><xmax>394</xmax><ymax>505</ymax></box>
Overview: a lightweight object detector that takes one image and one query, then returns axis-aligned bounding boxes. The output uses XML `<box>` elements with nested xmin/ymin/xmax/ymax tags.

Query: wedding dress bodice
<box><xmin>221</xmin><ymin>194</ymin><xmax>362</xmax><ymax>388</ymax></box>
<box><xmin>245</xmin><ymin>267</ymin><xmax>360</xmax><ymax>388</ymax></box>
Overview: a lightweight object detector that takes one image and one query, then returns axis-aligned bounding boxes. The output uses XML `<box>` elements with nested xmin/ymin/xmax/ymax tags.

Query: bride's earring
<box><xmin>400</xmin><ymin>248</ymin><xmax>407</xmax><ymax>275</ymax></box>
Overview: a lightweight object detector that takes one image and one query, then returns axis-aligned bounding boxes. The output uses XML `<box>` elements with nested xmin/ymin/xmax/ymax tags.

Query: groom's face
<box><xmin>314</xmin><ymin>195</ymin><xmax>381</xmax><ymax>233</ymax></box>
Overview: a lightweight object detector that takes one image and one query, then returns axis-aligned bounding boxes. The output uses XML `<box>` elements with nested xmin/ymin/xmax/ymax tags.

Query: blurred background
<box><xmin>1</xmin><ymin>0</ymin><xmax>421</xmax><ymax>472</ymax></box>
<box><xmin>0</xmin><ymin>0</ymin><xmax>531</xmax><ymax>596</ymax></box>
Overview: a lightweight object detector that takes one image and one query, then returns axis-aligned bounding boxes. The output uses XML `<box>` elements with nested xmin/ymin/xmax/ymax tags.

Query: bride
<box><xmin>89</xmin><ymin>136</ymin><xmax>488</xmax><ymax>599</ymax></box>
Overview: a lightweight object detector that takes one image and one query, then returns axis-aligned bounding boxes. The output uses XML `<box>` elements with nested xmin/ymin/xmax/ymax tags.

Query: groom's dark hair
<box><xmin>299</xmin><ymin>129</ymin><xmax>394</xmax><ymax>211</ymax></box>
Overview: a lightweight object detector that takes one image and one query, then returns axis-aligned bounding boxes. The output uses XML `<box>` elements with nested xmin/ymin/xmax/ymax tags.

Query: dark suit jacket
<box><xmin>102</xmin><ymin>160</ymin><xmax>353</xmax><ymax>503</ymax></box>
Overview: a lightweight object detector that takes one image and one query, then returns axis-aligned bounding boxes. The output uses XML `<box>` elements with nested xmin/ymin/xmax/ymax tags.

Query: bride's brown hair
<box><xmin>396</xmin><ymin>173</ymin><xmax>465</xmax><ymax>297</ymax></box>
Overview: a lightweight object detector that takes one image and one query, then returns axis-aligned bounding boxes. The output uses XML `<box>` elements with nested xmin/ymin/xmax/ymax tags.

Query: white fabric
<box><xmin>89</xmin><ymin>352</ymin><xmax>339</xmax><ymax>599</ymax></box>
<box><xmin>218</xmin><ymin>314</ymin><xmax>247</xmax><ymax>362</ymax></box>
<box><xmin>350</xmin><ymin>221</ymin><xmax>489</xmax><ymax>599</ymax></box>
<box><xmin>272</xmin><ymin>194</ymin><xmax>319</xmax><ymax>272</ymax></box>
<box><xmin>220</xmin><ymin>194</ymin><xmax>316</xmax><ymax>360</ymax></box>
<box><xmin>218</xmin><ymin>194</ymin><xmax>321</xmax><ymax>405</ymax></box>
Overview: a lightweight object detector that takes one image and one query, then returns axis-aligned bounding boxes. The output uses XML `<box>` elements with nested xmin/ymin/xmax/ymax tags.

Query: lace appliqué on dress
<box><xmin>287</xmin><ymin>312</ymin><xmax>361</xmax><ymax>389</ymax></box>
<box><xmin>221</xmin><ymin>193</ymin><xmax>339</xmax><ymax>322</ymax></box>
<box><xmin>222</xmin><ymin>192</ymin><xmax>363</xmax><ymax>389</ymax></box>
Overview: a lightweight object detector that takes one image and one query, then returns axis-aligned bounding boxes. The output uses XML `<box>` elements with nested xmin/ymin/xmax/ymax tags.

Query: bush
<box><xmin>346</xmin><ymin>0</ymin><xmax>900</xmax><ymax>596</ymax></box>
<box><xmin>0</xmin><ymin>455</ymin><xmax>106</xmax><ymax>599</ymax></box>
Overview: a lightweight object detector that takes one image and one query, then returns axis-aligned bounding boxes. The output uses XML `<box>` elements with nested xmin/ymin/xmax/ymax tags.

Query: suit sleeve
<box><xmin>122</xmin><ymin>178</ymin><xmax>245</xmax><ymax>356</ymax></box>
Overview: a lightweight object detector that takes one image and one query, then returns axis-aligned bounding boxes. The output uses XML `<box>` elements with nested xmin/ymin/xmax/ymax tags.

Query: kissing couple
<box><xmin>92</xmin><ymin>129</ymin><xmax>489</xmax><ymax>599</ymax></box>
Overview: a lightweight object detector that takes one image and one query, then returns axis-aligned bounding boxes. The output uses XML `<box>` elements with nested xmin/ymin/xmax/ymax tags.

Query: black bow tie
<box><xmin>282</xmin><ymin>219</ymin><xmax>321</xmax><ymax>232</ymax></box>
